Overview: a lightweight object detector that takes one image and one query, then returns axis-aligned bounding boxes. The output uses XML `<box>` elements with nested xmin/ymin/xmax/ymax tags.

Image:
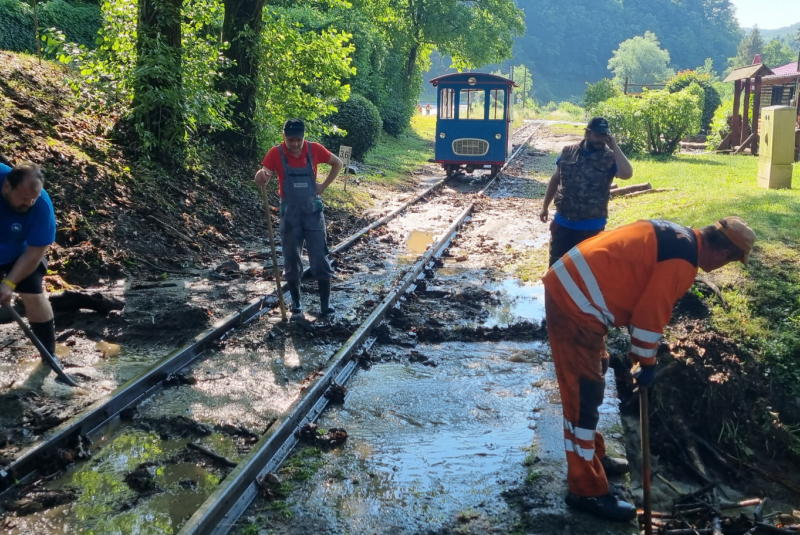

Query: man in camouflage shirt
<box><xmin>539</xmin><ymin>117</ymin><xmax>634</xmax><ymax>266</ymax></box>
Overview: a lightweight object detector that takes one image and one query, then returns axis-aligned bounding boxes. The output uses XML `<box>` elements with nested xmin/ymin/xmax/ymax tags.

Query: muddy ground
<box><xmin>227</xmin><ymin>134</ymin><xmax>638</xmax><ymax>535</ymax></box>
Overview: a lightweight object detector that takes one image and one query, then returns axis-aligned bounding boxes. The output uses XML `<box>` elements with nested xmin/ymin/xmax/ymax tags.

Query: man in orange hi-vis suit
<box><xmin>542</xmin><ymin>217</ymin><xmax>756</xmax><ymax>521</ymax></box>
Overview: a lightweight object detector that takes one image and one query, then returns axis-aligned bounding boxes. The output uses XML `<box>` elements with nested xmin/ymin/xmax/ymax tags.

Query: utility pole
<box><xmin>522</xmin><ymin>65</ymin><xmax>527</xmax><ymax>110</ymax></box>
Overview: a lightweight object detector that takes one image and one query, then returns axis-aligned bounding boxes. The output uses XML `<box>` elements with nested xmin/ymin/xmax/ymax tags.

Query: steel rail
<box><xmin>0</xmin><ymin>177</ymin><xmax>447</xmax><ymax>493</ymax></box>
<box><xmin>179</xmin><ymin>203</ymin><xmax>475</xmax><ymax>535</ymax></box>
<box><xmin>179</xmin><ymin>124</ymin><xmax>544</xmax><ymax>535</ymax></box>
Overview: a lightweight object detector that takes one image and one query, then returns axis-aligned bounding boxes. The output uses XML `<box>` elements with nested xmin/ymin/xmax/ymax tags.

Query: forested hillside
<box><xmin>497</xmin><ymin>0</ymin><xmax>743</xmax><ymax>102</ymax></box>
<box><xmin>753</xmin><ymin>22</ymin><xmax>800</xmax><ymax>49</ymax></box>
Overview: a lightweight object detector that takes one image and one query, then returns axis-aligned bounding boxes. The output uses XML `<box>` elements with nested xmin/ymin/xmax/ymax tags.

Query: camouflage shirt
<box><xmin>554</xmin><ymin>141</ymin><xmax>617</xmax><ymax>221</ymax></box>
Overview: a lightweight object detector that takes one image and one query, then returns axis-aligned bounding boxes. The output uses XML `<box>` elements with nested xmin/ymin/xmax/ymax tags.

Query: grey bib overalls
<box><xmin>278</xmin><ymin>143</ymin><xmax>334</xmax><ymax>282</ymax></box>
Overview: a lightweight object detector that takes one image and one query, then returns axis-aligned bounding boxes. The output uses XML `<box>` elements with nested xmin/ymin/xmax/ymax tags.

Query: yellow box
<box><xmin>758</xmin><ymin>163</ymin><xmax>793</xmax><ymax>189</ymax></box>
<box><xmin>759</xmin><ymin>106</ymin><xmax>796</xmax><ymax>165</ymax></box>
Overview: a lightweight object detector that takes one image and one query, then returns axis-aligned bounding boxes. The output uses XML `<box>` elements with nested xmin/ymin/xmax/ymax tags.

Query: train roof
<box><xmin>429</xmin><ymin>72</ymin><xmax>518</xmax><ymax>87</ymax></box>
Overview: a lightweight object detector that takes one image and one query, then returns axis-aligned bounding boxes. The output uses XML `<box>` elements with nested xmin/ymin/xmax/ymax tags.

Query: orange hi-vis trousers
<box><xmin>545</xmin><ymin>289</ymin><xmax>610</xmax><ymax>497</ymax></box>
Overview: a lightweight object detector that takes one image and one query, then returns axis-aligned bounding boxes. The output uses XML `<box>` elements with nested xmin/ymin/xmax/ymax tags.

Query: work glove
<box><xmin>630</xmin><ymin>363</ymin><xmax>657</xmax><ymax>389</ymax></box>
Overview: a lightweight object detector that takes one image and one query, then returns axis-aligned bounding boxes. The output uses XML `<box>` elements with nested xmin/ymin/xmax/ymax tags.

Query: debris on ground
<box><xmin>4</xmin><ymin>489</ymin><xmax>77</xmax><ymax>516</ymax></box>
<box><xmin>124</xmin><ymin>462</ymin><xmax>159</xmax><ymax>493</ymax></box>
<box><xmin>324</xmin><ymin>383</ymin><xmax>348</xmax><ymax>404</ymax></box>
<box><xmin>296</xmin><ymin>423</ymin><xmax>348</xmax><ymax>449</ymax></box>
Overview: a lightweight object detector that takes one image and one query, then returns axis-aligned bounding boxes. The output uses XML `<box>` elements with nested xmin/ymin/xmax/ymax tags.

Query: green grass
<box><xmin>359</xmin><ymin>115</ymin><xmax>437</xmax><ymax>187</ymax></box>
<box><xmin>609</xmin><ymin>154</ymin><xmax>800</xmax><ymax>392</ymax></box>
<box><xmin>547</xmin><ymin>123</ymin><xmax>585</xmax><ymax>135</ymax></box>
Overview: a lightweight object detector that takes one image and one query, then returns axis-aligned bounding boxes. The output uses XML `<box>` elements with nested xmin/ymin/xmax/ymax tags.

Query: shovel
<box><xmin>3</xmin><ymin>302</ymin><xmax>77</xmax><ymax>386</ymax></box>
<box><xmin>261</xmin><ymin>186</ymin><xmax>288</xmax><ymax>322</ymax></box>
<box><xmin>640</xmin><ymin>386</ymin><xmax>653</xmax><ymax>535</ymax></box>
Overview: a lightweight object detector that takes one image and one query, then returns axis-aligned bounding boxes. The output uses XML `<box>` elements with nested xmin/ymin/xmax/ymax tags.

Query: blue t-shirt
<box><xmin>0</xmin><ymin>163</ymin><xmax>57</xmax><ymax>264</ymax></box>
<box><xmin>554</xmin><ymin>147</ymin><xmax>617</xmax><ymax>231</ymax></box>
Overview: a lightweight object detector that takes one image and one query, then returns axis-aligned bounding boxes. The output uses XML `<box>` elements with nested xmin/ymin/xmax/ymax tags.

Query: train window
<box><xmin>489</xmin><ymin>89</ymin><xmax>505</xmax><ymax>120</ymax></box>
<box><xmin>440</xmin><ymin>88</ymin><xmax>455</xmax><ymax>119</ymax></box>
<box><xmin>459</xmin><ymin>89</ymin><xmax>485</xmax><ymax>120</ymax></box>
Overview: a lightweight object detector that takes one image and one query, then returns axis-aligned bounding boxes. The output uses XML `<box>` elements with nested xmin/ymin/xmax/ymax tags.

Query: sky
<box><xmin>730</xmin><ymin>0</ymin><xmax>800</xmax><ymax>30</ymax></box>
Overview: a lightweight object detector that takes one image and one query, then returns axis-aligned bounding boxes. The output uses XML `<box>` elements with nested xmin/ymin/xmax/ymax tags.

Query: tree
<box><xmin>607</xmin><ymin>32</ymin><xmax>674</xmax><ymax>85</ymax></box>
<box><xmin>665</xmin><ymin>70</ymin><xmax>721</xmax><ymax>131</ymax></box>
<box><xmin>216</xmin><ymin>0</ymin><xmax>268</xmax><ymax>155</ymax></box>
<box><xmin>364</xmin><ymin>0</ymin><xmax>524</xmax><ymax>85</ymax></box>
<box><xmin>762</xmin><ymin>38</ymin><xmax>796</xmax><ymax>68</ymax></box>
<box><xmin>728</xmin><ymin>27</ymin><xmax>764</xmax><ymax>70</ymax></box>
<box><xmin>584</xmin><ymin>79</ymin><xmax>621</xmax><ymax>112</ymax></box>
<box><xmin>132</xmin><ymin>0</ymin><xmax>185</xmax><ymax>157</ymax></box>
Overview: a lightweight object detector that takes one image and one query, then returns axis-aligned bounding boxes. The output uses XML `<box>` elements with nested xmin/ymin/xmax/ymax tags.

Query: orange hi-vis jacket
<box><xmin>542</xmin><ymin>220</ymin><xmax>700</xmax><ymax>366</ymax></box>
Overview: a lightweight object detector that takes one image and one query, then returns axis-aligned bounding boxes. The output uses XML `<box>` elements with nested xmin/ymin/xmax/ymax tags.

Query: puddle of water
<box><xmin>251</xmin><ymin>341</ymin><xmax>548</xmax><ymax>534</ymax></box>
<box><xmin>483</xmin><ymin>280</ymin><xmax>545</xmax><ymax>328</ymax></box>
<box><xmin>8</xmin><ymin>428</ymin><xmax>226</xmax><ymax>535</ymax></box>
<box><xmin>398</xmin><ymin>229</ymin><xmax>437</xmax><ymax>264</ymax></box>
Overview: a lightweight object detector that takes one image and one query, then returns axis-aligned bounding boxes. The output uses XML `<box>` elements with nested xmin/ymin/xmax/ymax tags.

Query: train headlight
<box><xmin>495</xmin><ymin>133</ymin><xmax>502</xmax><ymax>139</ymax></box>
<box><xmin>439</xmin><ymin>132</ymin><xmax>445</xmax><ymax>138</ymax></box>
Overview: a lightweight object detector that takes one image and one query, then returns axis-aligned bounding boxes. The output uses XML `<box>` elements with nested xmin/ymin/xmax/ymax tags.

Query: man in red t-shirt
<box><xmin>255</xmin><ymin>119</ymin><xmax>343</xmax><ymax>319</ymax></box>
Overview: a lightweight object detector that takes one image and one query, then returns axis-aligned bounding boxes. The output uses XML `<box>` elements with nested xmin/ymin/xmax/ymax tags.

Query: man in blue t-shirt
<box><xmin>538</xmin><ymin>117</ymin><xmax>634</xmax><ymax>266</ymax></box>
<box><xmin>0</xmin><ymin>162</ymin><xmax>58</xmax><ymax>360</ymax></box>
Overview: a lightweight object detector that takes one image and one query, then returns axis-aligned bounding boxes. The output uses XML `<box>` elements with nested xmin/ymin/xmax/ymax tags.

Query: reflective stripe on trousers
<box><xmin>545</xmin><ymin>288</ymin><xmax>610</xmax><ymax>497</ymax></box>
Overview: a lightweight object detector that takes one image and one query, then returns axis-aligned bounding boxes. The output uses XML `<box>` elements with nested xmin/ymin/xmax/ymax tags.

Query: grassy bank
<box><xmin>608</xmin><ymin>154</ymin><xmax>800</xmax><ymax>392</ymax></box>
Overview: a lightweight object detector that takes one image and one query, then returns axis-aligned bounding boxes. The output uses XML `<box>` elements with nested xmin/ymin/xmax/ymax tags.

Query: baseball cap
<box><xmin>587</xmin><ymin>116</ymin><xmax>610</xmax><ymax>134</ymax></box>
<box><xmin>715</xmin><ymin>216</ymin><xmax>756</xmax><ymax>263</ymax></box>
<box><xmin>283</xmin><ymin>118</ymin><xmax>305</xmax><ymax>138</ymax></box>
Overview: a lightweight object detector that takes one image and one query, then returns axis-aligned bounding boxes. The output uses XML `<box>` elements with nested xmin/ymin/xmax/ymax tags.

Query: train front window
<box><xmin>440</xmin><ymin>88</ymin><xmax>455</xmax><ymax>119</ymax></box>
<box><xmin>458</xmin><ymin>89</ymin><xmax>485</xmax><ymax>120</ymax></box>
<box><xmin>489</xmin><ymin>89</ymin><xmax>505</xmax><ymax>120</ymax></box>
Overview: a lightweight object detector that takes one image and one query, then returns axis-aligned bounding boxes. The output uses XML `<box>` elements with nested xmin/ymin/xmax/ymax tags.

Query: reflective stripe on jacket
<box><xmin>542</xmin><ymin>220</ymin><xmax>700</xmax><ymax>365</ymax></box>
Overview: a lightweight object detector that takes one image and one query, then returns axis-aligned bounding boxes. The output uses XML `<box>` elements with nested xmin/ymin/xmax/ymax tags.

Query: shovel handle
<box><xmin>261</xmin><ymin>187</ymin><xmax>288</xmax><ymax>321</ymax></box>
<box><xmin>2</xmin><ymin>302</ymin><xmax>77</xmax><ymax>387</ymax></box>
<box><xmin>641</xmin><ymin>386</ymin><xmax>652</xmax><ymax>535</ymax></box>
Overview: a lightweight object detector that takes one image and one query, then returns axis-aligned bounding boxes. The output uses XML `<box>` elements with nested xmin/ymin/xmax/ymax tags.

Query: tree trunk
<box><xmin>218</xmin><ymin>0</ymin><xmax>268</xmax><ymax>157</ymax></box>
<box><xmin>133</xmin><ymin>0</ymin><xmax>184</xmax><ymax>159</ymax></box>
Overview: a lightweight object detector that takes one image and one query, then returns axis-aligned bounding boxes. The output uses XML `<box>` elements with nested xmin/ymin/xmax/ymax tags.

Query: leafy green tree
<box><xmin>254</xmin><ymin>7</ymin><xmax>354</xmax><ymax>151</ymax></box>
<box><xmin>217</xmin><ymin>0</ymin><xmax>268</xmax><ymax>154</ymax></box>
<box><xmin>640</xmin><ymin>85</ymin><xmax>703</xmax><ymax>155</ymax></box>
<box><xmin>583</xmin><ymin>79</ymin><xmax>621</xmax><ymax>112</ymax></box>
<box><xmin>595</xmin><ymin>95</ymin><xmax>645</xmax><ymax>154</ymax></box>
<box><xmin>696</xmin><ymin>58</ymin><xmax>718</xmax><ymax>78</ymax></box>
<box><xmin>364</xmin><ymin>0</ymin><xmax>524</xmax><ymax>83</ymax></box>
<box><xmin>607</xmin><ymin>31</ymin><xmax>674</xmax><ymax>85</ymax></box>
<box><xmin>665</xmin><ymin>70</ymin><xmax>720</xmax><ymax>130</ymax></box>
<box><xmin>762</xmin><ymin>38</ymin><xmax>796</xmax><ymax>68</ymax></box>
<box><xmin>132</xmin><ymin>0</ymin><xmax>185</xmax><ymax>158</ymax></box>
<box><xmin>728</xmin><ymin>26</ymin><xmax>764</xmax><ymax>70</ymax></box>
<box><xmin>322</xmin><ymin>94</ymin><xmax>382</xmax><ymax>160</ymax></box>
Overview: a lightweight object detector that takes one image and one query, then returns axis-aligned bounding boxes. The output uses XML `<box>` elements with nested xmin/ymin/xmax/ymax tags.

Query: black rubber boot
<box><xmin>30</xmin><ymin>318</ymin><xmax>56</xmax><ymax>357</ymax></box>
<box><xmin>318</xmin><ymin>279</ymin><xmax>335</xmax><ymax>315</ymax></box>
<box><xmin>601</xmin><ymin>456</ymin><xmax>630</xmax><ymax>477</ymax></box>
<box><xmin>286</xmin><ymin>279</ymin><xmax>303</xmax><ymax>319</ymax></box>
<box><xmin>565</xmin><ymin>493</ymin><xmax>637</xmax><ymax>522</ymax></box>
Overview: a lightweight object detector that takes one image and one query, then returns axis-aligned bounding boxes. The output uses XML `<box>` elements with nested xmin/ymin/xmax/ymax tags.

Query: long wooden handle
<box><xmin>3</xmin><ymin>302</ymin><xmax>77</xmax><ymax>387</ymax></box>
<box><xmin>261</xmin><ymin>187</ymin><xmax>287</xmax><ymax>321</ymax></box>
<box><xmin>640</xmin><ymin>386</ymin><xmax>652</xmax><ymax>535</ymax></box>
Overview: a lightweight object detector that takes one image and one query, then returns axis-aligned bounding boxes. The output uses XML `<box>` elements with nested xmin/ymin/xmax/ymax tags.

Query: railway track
<box><xmin>0</xmin><ymin>122</ymin><xmax>543</xmax><ymax>534</ymax></box>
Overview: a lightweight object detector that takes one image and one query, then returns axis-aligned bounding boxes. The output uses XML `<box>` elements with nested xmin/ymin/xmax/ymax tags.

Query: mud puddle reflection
<box><xmin>239</xmin><ymin>341</ymin><xmax>549</xmax><ymax>534</ymax></box>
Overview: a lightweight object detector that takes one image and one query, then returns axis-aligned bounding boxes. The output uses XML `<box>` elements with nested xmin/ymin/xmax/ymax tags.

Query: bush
<box><xmin>323</xmin><ymin>93</ymin><xmax>382</xmax><ymax>160</ymax></box>
<box><xmin>584</xmin><ymin>79</ymin><xmax>621</xmax><ymax>113</ymax></box>
<box><xmin>595</xmin><ymin>96</ymin><xmax>646</xmax><ymax>154</ymax></box>
<box><xmin>707</xmin><ymin>95</ymin><xmax>753</xmax><ymax>150</ymax></box>
<box><xmin>640</xmin><ymin>85</ymin><xmax>703</xmax><ymax>155</ymax></box>
<box><xmin>0</xmin><ymin>0</ymin><xmax>100</xmax><ymax>52</ymax></box>
<box><xmin>665</xmin><ymin>70</ymin><xmax>721</xmax><ymax>132</ymax></box>
<box><xmin>380</xmin><ymin>100</ymin><xmax>413</xmax><ymax>137</ymax></box>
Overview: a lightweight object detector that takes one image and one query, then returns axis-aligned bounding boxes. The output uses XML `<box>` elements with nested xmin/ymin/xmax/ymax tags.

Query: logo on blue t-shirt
<box><xmin>11</xmin><ymin>223</ymin><xmax>22</xmax><ymax>233</ymax></box>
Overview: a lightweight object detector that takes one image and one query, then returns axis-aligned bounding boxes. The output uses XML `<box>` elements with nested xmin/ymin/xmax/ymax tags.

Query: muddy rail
<box><xmin>0</xmin><ymin>177</ymin><xmax>448</xmax><ymax>494</ymax></box>
<box><xmin>177</xmin><ymin>122</ymin><xmax>544</xmax><ymax>535</ymax></box>
<box><xmin>180</xmin><ymin>203</ymin><xmax>475</xmax><ymax>535</ymax></box>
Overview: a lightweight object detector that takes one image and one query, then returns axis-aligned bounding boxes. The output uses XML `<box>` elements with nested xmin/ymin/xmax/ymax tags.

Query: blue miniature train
<box><xmin>430</xmin><ymin>72</ymin><xmax>516</xmax><ymax>178</ymax></box>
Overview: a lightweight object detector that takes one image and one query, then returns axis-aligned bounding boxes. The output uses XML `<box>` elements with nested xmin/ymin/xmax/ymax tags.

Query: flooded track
<box><xmin>221</xmin><ymin>130</ymin><xmax>636</xmax><ymax>535</ymax></box>
<box><xmin>0</xmin><ymin>125</ymin><xmax>548</xmax><ymax>534</ymax></box>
